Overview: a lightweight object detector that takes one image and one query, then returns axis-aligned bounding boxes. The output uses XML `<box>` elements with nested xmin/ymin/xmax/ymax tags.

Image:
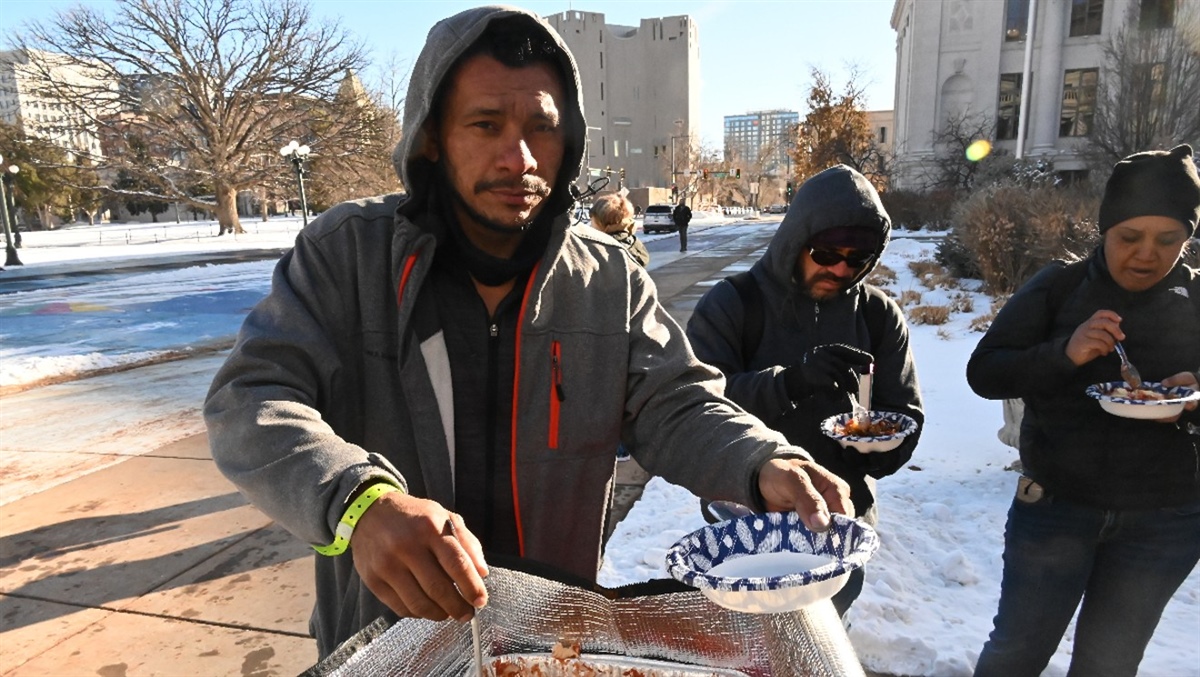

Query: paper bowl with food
<box><xmin>1085</xmin><ymin>381</ymin><xmax>1200</xmax><ymax>420</ymax></box>
<box><xmin>664</xmin><ymin>512</ymin><xmax>877</xmax><ymax>614</ymax></box>
<box><xmin>820</xmin><ymin>410</ymin><xmax>918</xmax><ymax>453</ymax></box>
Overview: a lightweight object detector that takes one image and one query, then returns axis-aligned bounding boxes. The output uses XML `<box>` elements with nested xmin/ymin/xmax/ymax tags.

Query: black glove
<box><xmin>783</xmin><ymin>343</ymin><xmax>874</xmax><ymax>401</ymax></box>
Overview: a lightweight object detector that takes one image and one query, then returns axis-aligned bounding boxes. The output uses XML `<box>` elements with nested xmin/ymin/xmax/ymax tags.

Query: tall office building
<box><xmin>0</xmin><ymin>49</ymin><xmax>109</xmax><ymax>160</ymax></box>
<box><xmin>545</xmin><ymin>10</ymin><xmax>699</xmax><ymax>190</ymax></box>
<box><xmin>890</xmin><ymin>0</ymin><xmax>1193</xmax><ymax>189</ymax></box>
<box><xmin>723</xmin><ymin>109</ymin><xmax>800</xmax><ymax>177</ymax></box>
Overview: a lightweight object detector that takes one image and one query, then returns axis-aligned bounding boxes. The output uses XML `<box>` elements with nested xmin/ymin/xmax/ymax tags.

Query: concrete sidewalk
<box><xmin>0</xmin><ymin>431</ymin><xmax>319</xmax><ymax>675</ymax></box>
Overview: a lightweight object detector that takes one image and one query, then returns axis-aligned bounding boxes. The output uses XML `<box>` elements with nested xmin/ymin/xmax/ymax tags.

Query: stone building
<box><xmin>545</xmin><ymin>10</ymin><xmax>699</xmax><ymax>191</ymax></box>
<box><xmin>890</xmin><ymin>0</ymin><xmax>1191</xmax><ymax>188</ymax></box>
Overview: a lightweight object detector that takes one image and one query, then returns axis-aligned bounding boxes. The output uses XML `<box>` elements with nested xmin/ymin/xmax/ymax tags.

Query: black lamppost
<box><xmin>0</xmin><ymin>153</ymin><xmax>22</xmax><ymax>266</ymax></box>
<box><xmin>5</xmin><ymin>164</ymin><xmax>20</xmax><ymax>249</ymax></box>
<box><xmin>279</xmin><ymin>140</ymin><xmax>311</xmax><ymax>228</ymax></box>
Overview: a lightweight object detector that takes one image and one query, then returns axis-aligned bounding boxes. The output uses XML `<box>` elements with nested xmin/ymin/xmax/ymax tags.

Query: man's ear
<box><xmin>417</xmin><ymin>125</ymin><xmax>439</xmax><ymax>163</ymax></box>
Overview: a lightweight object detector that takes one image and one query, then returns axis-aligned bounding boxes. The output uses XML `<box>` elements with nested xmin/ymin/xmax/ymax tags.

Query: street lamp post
<box><xmin>0</xmin><ymin>153</ymin><xmax>22</xmax><ymax>266</ymax></box>
<box><xmin>4</xmin><ymin>164</ymin><xmax>19</xmax><ymax>248</ymax></box>
<box><xmin>279</xmin><ymin>140</ymin><xmax>311</xmax><ymax>228</ymax></box>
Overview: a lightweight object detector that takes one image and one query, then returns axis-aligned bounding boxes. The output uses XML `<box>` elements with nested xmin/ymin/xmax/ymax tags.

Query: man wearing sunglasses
<box><xmin>686</xmin><ymin>164</ymin><xmax>924</xmax><ymax>618</ymax></box>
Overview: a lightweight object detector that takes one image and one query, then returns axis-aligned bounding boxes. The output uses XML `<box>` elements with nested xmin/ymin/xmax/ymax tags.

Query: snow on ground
<box><xmin>599</xmin><ymin>236</ymin><xmax>1200</xmax><ymax>677</ymax></box>
<box><xmin>2</xmin><ymin>216</ymin><xmax>1197</xmax><ymax>676</ymax></box>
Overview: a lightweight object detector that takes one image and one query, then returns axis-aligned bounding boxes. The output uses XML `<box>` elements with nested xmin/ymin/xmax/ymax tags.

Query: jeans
<box><xmin>974</xmin><ymin>483</ymin><xmax>1200</xmax><ymax>677</ymax></box>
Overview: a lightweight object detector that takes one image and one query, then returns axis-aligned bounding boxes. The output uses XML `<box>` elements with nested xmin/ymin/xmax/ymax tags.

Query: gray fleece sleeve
<box><xmin>204</xmin><ymin>234</ymin><xmax>405</xmax><ymax>549</ymax></box>
<box><xmin>621</xmin><ymin>268</ymin><xmax>808</xmax><ymax>509</ymax></box>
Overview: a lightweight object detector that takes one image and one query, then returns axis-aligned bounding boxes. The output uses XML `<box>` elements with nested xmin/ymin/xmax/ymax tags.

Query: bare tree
<box><xmin>1091</xmin><ymin>2</ymin><xmax>1200</xmax><ymax>163</ymax></box>
<box><xmin>15</xmin><ymin>0</ymin><xmax>371</xmax><ymax>234</ymax></box>
<box><xmin>919</xmin><ymin>110</ymin><xmax>999</xmax><ymax>192</ymax></box>
<box><xmin>791</xmin><ymin>66</ymin><xmax>888</xmax><ymax>190</ymax></box>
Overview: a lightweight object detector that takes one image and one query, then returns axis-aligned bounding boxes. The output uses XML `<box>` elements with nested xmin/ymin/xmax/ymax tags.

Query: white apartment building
<box><xmin>723</xmin><ymin>109</ymin><xmax>800</xmax><ymax>177</ymax></box>
<box><xmin>890</xmin><ymin>0</ymin><xmax>1187</xmax><ymax>189</ymax></box>
<box><xmin>545</xmin><ymin>10</ymin><xmax>699</xmax><ymax>190</ymax></box>
<box><xmin>0</xmin><ymin>49</ymin><xmax>108</xmax><ymax>160</ymax></box>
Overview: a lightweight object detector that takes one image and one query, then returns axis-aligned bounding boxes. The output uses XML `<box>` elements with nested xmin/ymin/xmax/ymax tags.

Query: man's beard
<box><xmin>802</xmin><ymin>271</ymin><xmax>854</xmax><ymax>300</ymax></box>
<box><xmin>444</xmin><ymin>163</ymin><xmax>553</xmax><ymax>235</ymax></box>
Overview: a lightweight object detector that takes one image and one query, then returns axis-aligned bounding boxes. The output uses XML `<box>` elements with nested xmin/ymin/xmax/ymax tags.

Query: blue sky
<box><xmin>1</xmin><ymin>0</ymin><xmax>899</xmax><ymax>146</ymax></box>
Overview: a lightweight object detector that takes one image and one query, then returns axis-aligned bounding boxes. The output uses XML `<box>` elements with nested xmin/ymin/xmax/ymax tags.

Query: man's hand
<box><xmin>784</xmin><ymin>344</ymin><xmax>874</xmax><ymax>401</ymax></box>
<box><xmin>1065</xmin><ymin>309</ymin><xmax>1123</xmax><ymax>366</ymax></box>
<box><xmin>758</xmin><ymin>458</ymin><xmax>854</xmax><ymax>531</ymax></box>
<box><xmin>350</xmin><ymin>492</ymin><xmax>489</xmax><ymax>622</ymax></box>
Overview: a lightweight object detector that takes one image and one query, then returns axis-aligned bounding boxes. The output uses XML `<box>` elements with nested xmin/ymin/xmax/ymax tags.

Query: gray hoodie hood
<box><xmin>763</xmin><ymin>165</ymin><xmax>892</xmax><ymax>293</ymax></box>
<box><xmin>391</xmin><ymin>5</ymin><xmax>587</xmax><ymax>214</ymax></box>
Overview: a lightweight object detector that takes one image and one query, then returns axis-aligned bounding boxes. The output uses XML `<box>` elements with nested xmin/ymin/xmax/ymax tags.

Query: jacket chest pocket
<box><xmin>544</xmin><ymin>335</ymin><xmax>626</xmax><ymax>455</ymax></box>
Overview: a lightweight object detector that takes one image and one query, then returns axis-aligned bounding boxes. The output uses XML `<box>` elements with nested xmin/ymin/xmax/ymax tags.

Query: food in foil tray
<box><xmin>483</xmin><ymin>640</ymin><xmax>745</xmax><ymax>677</ymax></box>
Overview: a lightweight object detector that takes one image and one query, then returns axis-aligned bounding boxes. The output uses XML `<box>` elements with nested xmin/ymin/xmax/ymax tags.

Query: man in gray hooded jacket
<box><xmin>204</xmin><ymin>6</ymin><xmax>850</xmax><ymax>657</ymax></box>
<box><xmin>686</xmin><ymin>165</ymin><xmax>923</xmax><ymax>616</ymax></box>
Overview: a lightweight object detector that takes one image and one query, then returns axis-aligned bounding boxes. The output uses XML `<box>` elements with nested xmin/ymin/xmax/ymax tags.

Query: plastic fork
<box><xmin>1114</xmin><ymin>342</ymin><xmax>1143</xmax><ymax>389</ymax></box>
<box><xmin>853</xmin><ymin>365</ymin><xmax>875</xmax><ymax>428</ymax></box>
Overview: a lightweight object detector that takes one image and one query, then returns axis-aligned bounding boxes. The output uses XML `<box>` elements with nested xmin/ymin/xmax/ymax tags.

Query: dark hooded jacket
<box><xmin>686</xmin><ymin>166</ymin><xmax>924</xmax><ymax>520</ymax></box>
<box><xmin>204</xmin><ymin>6</ymin><xmax>809</xmax><ymax>656</ymax></box>
<box><xmin>968</xmin><ymin>250</ymin><xmax>1200</xmax><ymax>510</ymax></box>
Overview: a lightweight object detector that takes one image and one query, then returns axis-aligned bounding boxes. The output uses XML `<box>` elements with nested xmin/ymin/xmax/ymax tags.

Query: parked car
<box><xmin>642</xmin><ymin>204</ymin><xmax>677</xmax><ymax>234</ymax></box>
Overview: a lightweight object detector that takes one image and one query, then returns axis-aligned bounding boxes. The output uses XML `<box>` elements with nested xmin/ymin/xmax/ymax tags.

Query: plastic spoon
<box><xmin>853</xmin><ymin>364</ymin><xmax>875</xmax><ymax>427</ymax></box>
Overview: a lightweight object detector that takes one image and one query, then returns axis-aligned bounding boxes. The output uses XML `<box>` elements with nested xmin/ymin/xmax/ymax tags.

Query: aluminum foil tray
<box><xmin>306</xmin><ymin>563</ymin><xmax>864</xmax><ymax>677</ymax></box>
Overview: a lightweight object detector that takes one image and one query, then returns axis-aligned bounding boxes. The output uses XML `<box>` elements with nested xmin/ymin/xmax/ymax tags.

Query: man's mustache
<box><xmin>474</xmin><ymin>175</ymin><xmax>552</xmax><ymax>197</ymax></box>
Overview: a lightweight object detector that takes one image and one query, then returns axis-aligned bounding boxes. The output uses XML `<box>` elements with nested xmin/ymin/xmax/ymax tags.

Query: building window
<box><xmin>1060</xmin><ymin>68</ymin><xmax>1098</xmax><ymax>136</ymax></box>
<box><xmin>879</xmin><ymin>126</ymin><xmax>888</xmax><ymax>144</ymax></box>
<box><xmin>1005</xmin><ymin>0</ymin><xmax>1030</xmax><ymax>41</ymax></box>
<box><xmin>1134</xmin><ymin>61</ymin><xmax>1168</xmax><ymax>106</ymax></box>
<box><xmin>600</xmin><ymin>82</ymin><xmax>604</xmax><ymax>100</ymax></box>
<box><xmin>599</xmin><ymin>52</ymin><xmax>603</xmax><ymax>69</ymax></box>
<box><xmin>1140</xmin><ymin>0</ymin><xmax>1175</xmax><ymax>29</ymax></box>
<box><xmin>996</xmin><ymin>73</ymin><xmax>1024</xmax><ymax>140</ymax></box>
<box><xmin>1069</xmin><ymin>0</ymin><xmax>1104</xmax><ymax>36</ymax></box>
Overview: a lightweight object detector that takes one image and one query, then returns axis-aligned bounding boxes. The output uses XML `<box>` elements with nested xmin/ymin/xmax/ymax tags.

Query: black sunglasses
<box><xmin>808</xmin><ymin>247</ymin><xmax>874</xmax><ymax>268</ymax></box>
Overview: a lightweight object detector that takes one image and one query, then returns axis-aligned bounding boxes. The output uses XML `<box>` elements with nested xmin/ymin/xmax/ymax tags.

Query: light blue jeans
<box><xmin>974</xmin><ymin>485</ymin><xmax>1200</xmax><ymax>677</ymax></box>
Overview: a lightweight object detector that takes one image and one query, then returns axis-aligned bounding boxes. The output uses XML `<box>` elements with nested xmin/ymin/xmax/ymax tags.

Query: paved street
<box><xmin>0</xmin><ymin>220</ymin><xmax>780</xmax><ymax>676</ymax></box>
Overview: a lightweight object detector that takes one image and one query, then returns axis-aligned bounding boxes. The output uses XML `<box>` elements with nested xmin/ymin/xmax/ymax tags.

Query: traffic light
<box><xmin>702</xmin><ymin>169</ymin><xmax>709</xmax><ymax>179</ymax></box>
<box><xmin>619</xmin><ymin>167</ymin><xmax>626</xmax><ymax>181</ymax></box>
<box><xmin>735</xmin><ymin>168</ymin><xmax>741</xmax><ymax>179</ymax></box>
<box><xmin>785</xmin><ymin>181</ymin><xmax>794</xmax><ymax>200</ymax></box>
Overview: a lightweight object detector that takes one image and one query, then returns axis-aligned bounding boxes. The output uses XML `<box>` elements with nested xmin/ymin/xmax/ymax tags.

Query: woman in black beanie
<box><xmin>967</xmin><ymin>144</ymin><xmax>1200</xmax><ymax>677</ymax></box>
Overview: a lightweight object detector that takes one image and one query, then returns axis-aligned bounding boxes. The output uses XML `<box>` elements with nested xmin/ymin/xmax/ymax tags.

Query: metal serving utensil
<box><xmin>471</xmin><ymin>608</ymin><xmax>484</xmax><ymax>676</ymax></box>
<box><xmin>1114</xmin><ymin>341</ymin><xmax>1143</xmax><ymax>389</ymax></box>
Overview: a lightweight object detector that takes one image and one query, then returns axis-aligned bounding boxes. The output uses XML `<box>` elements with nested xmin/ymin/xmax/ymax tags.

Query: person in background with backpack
<box><xmin>685</xmin><ymin>164</ymin><xmax>924</xmax><ymax>617</ymax></box>
<box><xmin>673</xmin><ymin>199</ymin><xmax>692</xmax><ymax>252</ymax></box>
<box><xmin>967</xmin><ymin>145</ymin><xmax>1200</xmax><ymax>677</ymax></box>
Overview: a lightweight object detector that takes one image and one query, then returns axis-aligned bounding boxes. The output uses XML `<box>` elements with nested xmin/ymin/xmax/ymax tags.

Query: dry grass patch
<box><xmin>909</xmin><ymin>305</ymin><xmax>952</xmax><ymax>325</ymax></box>
<box><xmin>949</xmin><ymin>292</ymin><xmax>975</xmax><ymax>314</ymax></box>
<box><xmin>867</xmin><ymin>263</ymin><xmax>897</xmax><ymax>285</ymax></box>
<box><xmin>899</xmin><ymin>289</ymin><xmax>923</xmax><ymax>307</ymax></box>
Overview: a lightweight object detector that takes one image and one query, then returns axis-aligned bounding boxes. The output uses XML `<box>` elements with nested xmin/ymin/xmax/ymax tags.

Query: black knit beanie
<box><xmin>1098</xmin><ymin>144</ymin><xmax>1200</xmax><ymax>237</ymax></box>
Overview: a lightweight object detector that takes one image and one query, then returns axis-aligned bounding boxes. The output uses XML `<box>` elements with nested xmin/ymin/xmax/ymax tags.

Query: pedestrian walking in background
<box><xmin>686</xmin><ymin>164</ymin><xmax>924</xmax><ymax>617</ymax></box>
<box><xmin>673</xmin><ymin>199</ymin><xmax>692</xmax><ymax>252</ymax></box>
<box><xmin>968</xmin><ymin>144</ymin><xmax>1200</xmax><ymax>677</ymax></box>
<box><xmin>588</xmin><ymin>192</ymin><xmax>649</xmax><ymax>267</ymax></box>
<box><xmin>204</xmin><ymin>5</ymin><xmax>851</xmax><ymax>659</ymax></box>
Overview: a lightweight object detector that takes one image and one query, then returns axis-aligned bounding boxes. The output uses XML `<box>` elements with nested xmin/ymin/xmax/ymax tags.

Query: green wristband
<box><xmin>312</xmin><ymin>482</ymin><xmax>399</xmax><ymax>556</ymax></box>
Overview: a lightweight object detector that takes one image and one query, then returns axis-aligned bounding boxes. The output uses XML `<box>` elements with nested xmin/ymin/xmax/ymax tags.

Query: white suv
<box><xmin>642</xmin><ymin>205</ymin><xmax>677</xmax><ymax>234</ymax></box>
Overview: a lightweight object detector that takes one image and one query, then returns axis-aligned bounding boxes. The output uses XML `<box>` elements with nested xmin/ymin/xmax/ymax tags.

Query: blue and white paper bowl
<box><xmin>665</xmin><ymin>512</ymin><xmax>878</xmax><ymax>613</ymax></box>
<box><xmin>1086</xmin><ymin>381</ymin><xmax>1200</xmax><ymax>420</ymax></box>
<box><xmin>820</xmin><ymin>411</ymin><xmax>918</xmax><ymax>453</ymax></box>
